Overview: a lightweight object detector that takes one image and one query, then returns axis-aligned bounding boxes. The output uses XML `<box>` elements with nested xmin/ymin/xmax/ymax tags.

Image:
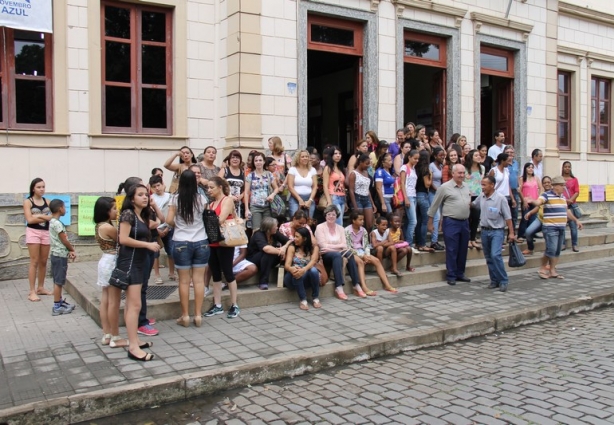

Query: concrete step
<box><xmin>578</xmin><ymin>217</ymin><xmax>610</xmax><ymax>229</ymax></box>
<box><xmin>64</xmin><ymin>228</ymin><xmax>614</xmax><ymax>327</ymax></box>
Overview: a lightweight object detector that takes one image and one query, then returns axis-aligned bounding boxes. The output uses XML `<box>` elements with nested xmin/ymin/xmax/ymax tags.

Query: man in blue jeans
<box><xmin>474</xmin><ymin>175</ymin><xmax>515</xmax><ymax>292</ymax></box>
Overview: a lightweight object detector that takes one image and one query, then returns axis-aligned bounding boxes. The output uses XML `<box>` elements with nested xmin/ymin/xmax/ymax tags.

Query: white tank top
<box><xmin>493</xmin><ymin>167</ymin><xmax>510</xmax><ymax>197</ymax></box>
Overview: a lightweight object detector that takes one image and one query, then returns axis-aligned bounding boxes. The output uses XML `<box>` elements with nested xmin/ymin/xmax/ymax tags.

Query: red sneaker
<box><xmin>137</xmin><ymin>325</ymin><xmax>159</xmax><ymax>336</ymax></box>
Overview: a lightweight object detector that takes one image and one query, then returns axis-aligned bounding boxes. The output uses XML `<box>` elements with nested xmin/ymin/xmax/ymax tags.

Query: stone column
<box><xmin>543</xmin><ymin>0</ymin><xmax>560</xmax><ymax>177</ymax></box>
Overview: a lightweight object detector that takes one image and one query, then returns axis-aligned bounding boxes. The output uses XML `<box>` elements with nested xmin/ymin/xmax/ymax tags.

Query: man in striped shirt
<box><xmin>531</xmin><ymin>176</ymin><xmax>583</xmax><ymax>279</ymax></box>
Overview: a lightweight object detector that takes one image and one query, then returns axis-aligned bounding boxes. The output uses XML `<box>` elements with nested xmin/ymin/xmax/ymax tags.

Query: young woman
<box><xmin>247</xmin><ymin>217</ymin><xmax>292</xmax><ymax>290</ymax></box>
<box><xmin>489</xmin><ymin>153</ymin><xmax>516</xmax><ymax>207</ymax></box>
<box><xmin>284</xmin><ymin>227</ymin><xmax>321</xmax><ymax>310</ymax></box>
<box><xmin>370</xmin><ymin>140</ymin><xmax>389</xmax><ymax>169</ymax></box>
<box><xmin>457</xmin><ymin>135</ymin><xmax>467</xmax><ymax>150</ymax></box>
<box><xmin>24</xmin><ymin>178</ymin><xmax>53</xmax><ymax>301</ymax></box>
<box><xmin>427</xmin><ymin>129</ymin><xmax>444</xmax><ymax>152</ymax></box>
<box><xmin>244</xmin><ymin>152</ymin><xmax>279</xmax><ymax>231</ymax></box>
<box><xmin>375</xmin><ymin>153</ymin><xmax>395</xmax><ymax>215</ymax></box>
<box><xmin>477</xmin><ymin>144</ymin><xmax>493</xmax><ymax>174</ymax></box>
<box><xmin>415</xmin><ymin>125</ymin><xmax>428</xmax><ymax>151</ymax></box>
<box><xmin>447</xmin><ymin>133</ymin><xmax>460</xmax><ymax>149</ymax></box>
<box><xmin>279</xmin><ymin>210</ymin><xmax>314</xmax><ymax>241</ymax></box>
<box><xmin>462</xmin><ymin>143</ymin><xmax>472</xmax><ymax>161</ymax></box>
<box><xmin>287</xmin><ymin>150</ymin><xmax>317</xmax><ymax>218</ymax></box>
<box><xmin>322</xmin><ymin>147</ymin><xmax>346</xmax><ymax>225</ymax></box>
<box><xmin>116</xmin><ymin>185</ymin><xmax>160</xmax><ymax>361</ymax></box>
<box><xmin>365</xmin><ymin>130</ymin><xmax>379</xmax><ymax>153</ymax></box>
<box><xmin>347</xmin><ymin>139</ymin><xmax>370</xmax><ymax>176</ymax></box>
<box><xmin>348</xmin><ymin>154</ymin><xmax>377</xmax><ymax>231</ymax></box>
<box><xmin>415</xmin><ymin>150</ymin><xmax>434</xmax><ymax>253</ymax></box>
<box><xmin>464</xmin><ymin>149</ymin><xmax>485</xmax><ymax>249</ymax></box>
<box><xmin>345</xmin><ymin>212</ymin><xmax>396</xmax><ymax>294</ymax></box>
<box><xmin>93</xmin><ymin>197</ymin><xmax>120</xmax><ymax>346</ymax></box>
<box><xmin>400</xmin><ymin>149</ymin><xmax>420</xmax><ymax>249</ymax></box>
<box><xmin>204</xmin><ymin>177</ymin><xmax>240</xmax><ymax>319</ymax></box>
<box><xmin>562</xmin><ymin>161</ymin><xmax>580</xmax><ymax>252</ymax></box>
<box><xmin>268</xmin><ymin>136</ymin><xmax>293</xmax><ymax>180</ymax></box>
<box><xmin>517</xmin><ymin>163</ymin><xmax>543</xmax><ymax>242</ymax></box>
<box><xmin>198</xmin><ymin>146</ymin><xmax>220</xmax><ymax>196</ymax></box>
<box><xmin>166</xmin><ymin>170</ymin><xmax>210</xmax><ymax>327</ymax></box>
<box><xmin>218</xmin><ymin>149</ymin><xmax>245</xmax><ymax>217</ymax></box>
<box><xmin>442</xmin><ymin>149</ymin><xmax>459</xmax><ymax>183</ymax></box>
<box><xmin>311</xmin><ymin>152</ymin><xmax>325</xmax><ymax>222</ymax></box>
<box><xmin>393</xmin><ymin>140</ymin><xmax>412</xmax><ymax>177</ymax></box>
<box><xmin>428</xmin><ymin>147</ymin><xmax>446</xmax><ymax>251</ymax></box>
<box><xmin>163</xmin><ymin>146</ymin><xmax>197</xmax><ymax>193</ymax></box>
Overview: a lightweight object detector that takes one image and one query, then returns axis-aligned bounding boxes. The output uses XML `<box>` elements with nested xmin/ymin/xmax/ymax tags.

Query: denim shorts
<box><xmin>355</xmin><ymin>194</ymin><xmax>372</xmax><ymax>209</ymax></box>
<box><xmin>172</xmin><ymin>239</ymin><xmax>210</xmax><ymax>269</ymax></box>
<box><xmin>50</xmin><ymin>255</ymin><xmax>68</xmax><ymax>285</ymax></box>
<box><xmin>543</xmin><ymin>226</ymin><xmax>564</xmax><ymax>258</ymax></box>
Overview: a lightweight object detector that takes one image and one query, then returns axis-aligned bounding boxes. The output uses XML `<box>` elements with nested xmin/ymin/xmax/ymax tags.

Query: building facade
<box><xmin>0</xmin><ymin>0</ymin><xmax>613</xmax><ymax>269</ymax></box>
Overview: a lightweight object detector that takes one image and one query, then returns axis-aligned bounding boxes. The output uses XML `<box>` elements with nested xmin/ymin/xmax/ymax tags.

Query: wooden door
<box><xmin>496</xmin><ymin>79</ymin><xmax>514</xmax><ymax>145</ymax></box>
<box><xmin>432</xmin><ymin>69</ymin><xmax>446</xmax><ymax>141</ymax></box>
<box><xmin>354</xmin><ymin>57</ymin><xmax>363</xmax><ymax>145</ymax></box>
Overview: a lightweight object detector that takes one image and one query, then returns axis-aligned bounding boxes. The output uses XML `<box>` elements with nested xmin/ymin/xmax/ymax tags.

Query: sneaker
<box><xmin>137</xmin><ymin>325</ymin><xmax>159</xmax><ymax>336</ymax></box>
<box><xmin>411</xmin><ymin>247</ymin><xmax>421</xmax><ymax>255</ymax></box>
<box><xmin>227</xmin><ymin>305</ymin><xmax>240</xmax><ymax>318</ymax></box>
<box><xmin>148</xmin><ymin>318</ymin><xmax>156</xmax><ymax>325</ymax></box>
<box><xmin>431</xmin><ymin>242</ymin><xmax>445</xmax><ymax>251</ymax></box>
<box><xmin>52</xmin><ymin>304</ymin><xmax>73</xmax><ymax>316</ymax></box>
<box><xmin>60</xmin><ymin>298</ymin><xmax>75</xmax><ymax>312</ymax></box>
<box><xmin>204</xmin><ymin>305</ymin><xmax>224</xmax><ymax>317</ymax></box>
<box><xmin>204</xmin><ymin>287</ymin><xmax>213</xmax><ymax>297</ymax></box>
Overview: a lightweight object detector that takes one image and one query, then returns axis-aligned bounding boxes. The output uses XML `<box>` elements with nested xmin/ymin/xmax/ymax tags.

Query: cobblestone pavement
<box><xmin>83</xmin><ymin>306</ymin><xmax>614</xmax><ymax>425</ymax></box>
<box><xmin>1</xmin><ymin>257</ymin><xmax>613</xmax><ymax>413</ymax></box>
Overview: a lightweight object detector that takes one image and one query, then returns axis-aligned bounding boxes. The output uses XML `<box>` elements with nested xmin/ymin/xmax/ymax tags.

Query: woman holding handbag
<box><xmin>562</xmin><ymin>161</ymin><xmax>580</xmax><ymax>252</ymax></box>
<box><xmin>244</xmin><ymin>152</ymin><xmax>279</xmax><ymax>231</ymax></box>
<box><xmin>115</xmin><ymin>185</ymin><xmax>160</xmax><ymax>361</ymax></box>
<box><xmin>204</xmin><ymin>177</ymin><xmax>241</xmax><ymax>319</ymax></box>
<box><xmin>166</xmin><ymin>170</ymin><xmax>210</xmax><ymax>327</ymax></box>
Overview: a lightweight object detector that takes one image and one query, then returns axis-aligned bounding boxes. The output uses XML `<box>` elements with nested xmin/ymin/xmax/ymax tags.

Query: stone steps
<box><xmin>64</xmin><ymin>228</ymin><xmax>614</xmax><ymax>326</ymax></box>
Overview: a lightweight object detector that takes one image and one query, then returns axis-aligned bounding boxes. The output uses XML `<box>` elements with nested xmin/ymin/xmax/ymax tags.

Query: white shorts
<box><xmin>232</xmin><ymin>259</ymin><xmax>254</xmax><ymax>274</ymax></box>
<box><xmin>97</xmin><ymin>253</ymin><xmax>117</xmax><ymax>287</ymax></box>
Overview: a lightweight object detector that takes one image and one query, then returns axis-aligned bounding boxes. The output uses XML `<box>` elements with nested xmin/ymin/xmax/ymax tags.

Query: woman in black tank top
<box><xmin>23</xmin><ymin>178</ymin><xmax>54</xmax><ymax>301</ymax></box>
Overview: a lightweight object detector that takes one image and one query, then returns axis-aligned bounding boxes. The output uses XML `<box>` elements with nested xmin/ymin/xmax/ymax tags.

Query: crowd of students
<box><xmin>21</xmin><ymin>129</ymin><xmax>584</xmax><ymax>362</ymax></box>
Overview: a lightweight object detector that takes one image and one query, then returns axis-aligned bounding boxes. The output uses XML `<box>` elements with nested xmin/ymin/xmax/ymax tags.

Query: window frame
<box><xmin>101</xmin><ymin>1</ymin><xmax>173</xmax><ymax>135</ymax></box>
<box><xmin>591</xmin><ymin>76</ymin><xmax>610</xmax><ymax>153</ymax></box>
<box><xmin>307</xmin><ymin>14</ymin><xmax>363</xmax><ymax>56</ymax></box>
<box><xmin>0</xmin><ymin>27</ymin><xmax>53</xmax><ymax>131</ymax></box>
<box><xmin>403</xmin><ymin>31</ymin><xmax>447</xmax><ymax>69</ymax></box>
<box><xmin>480</xmin><ymin>45</ymin><xmax>514</xmax><ymax>78</ymax></box>
<box><xmin>557</xmin><ymin>71</ymin><xmax>572</xmax><ymax>151</ymax></box>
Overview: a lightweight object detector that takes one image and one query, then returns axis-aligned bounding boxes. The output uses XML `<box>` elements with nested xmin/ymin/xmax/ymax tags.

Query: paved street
<box><xmin>85</xmin><ymin>306</ymin><xmax>614</xmax><ymax>425</ymax></box>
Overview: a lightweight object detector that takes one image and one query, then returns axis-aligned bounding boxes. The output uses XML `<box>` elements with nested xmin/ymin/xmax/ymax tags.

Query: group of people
<box><xmin>22</xmin><ymin>129</ymin><xmax>585</xmax><ymax>361</ymax></box>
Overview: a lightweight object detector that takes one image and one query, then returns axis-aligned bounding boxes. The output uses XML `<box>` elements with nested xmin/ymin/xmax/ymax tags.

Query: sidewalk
<box><xmin>1</xmin><ymin>257</ymin><xmax>614</xmax><ymax>424</ymax></box>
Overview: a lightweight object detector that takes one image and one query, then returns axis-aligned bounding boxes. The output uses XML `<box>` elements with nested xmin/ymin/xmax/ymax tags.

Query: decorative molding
<box><xmin>454</xmin><ymin>16</ymin><xmax>462</xmax><ymax>28</ymax></box>
<box><xmin>470</xmin><ymin>12</ymin><xmax>533</xmax><ymax>38</ymax></box>
<box><xmin>558</xmin><ymin>45</ymin><xmax>587</xmax><ymax>63</ymax></box>
<box><xmin>392</xmin><ymin>0</ymin><xmax>467</xmax><ymax>19</ymax></box>
<box><xmin>474</xmin><ymin>21</ymin><xmax>482</xmax><ymax>33</ymax></box>
<box><xmin>559</xmin><ymin>1</ymin><xmax>614</xmax><ymax>26</ymax></box>
<box><xmin>396</xmin><ymin>4</ymin><xmax>405</xmax><ymax>16</ymax></box>
<box><xmin>370</xmin><ymin>0</ymin><xmax>380</xmax><ymax>12</ymax></box>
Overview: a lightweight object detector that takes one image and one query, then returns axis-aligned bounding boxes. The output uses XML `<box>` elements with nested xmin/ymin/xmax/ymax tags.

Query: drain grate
<box><xmin>121</xmin><ymin>285</ymin><xmax>178</xmax><ymax>300</ymax></box>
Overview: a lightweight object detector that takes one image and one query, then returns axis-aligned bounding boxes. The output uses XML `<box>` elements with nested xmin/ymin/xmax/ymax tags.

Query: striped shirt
<box><xmin>539</xmin><ymin>191</ymin><xmax>568</xmax><ymax>228</ymax></box>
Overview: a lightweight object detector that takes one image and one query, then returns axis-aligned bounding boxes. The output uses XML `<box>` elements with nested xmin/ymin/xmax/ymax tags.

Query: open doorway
<box><xmin>480</xmin><ymin>75</ymin><xmax>514</xmax><ymax>147</ymax></box>
<box><xmin>307</xmin><ymin>50</ymin><xmax>360</xmax><ymax>155</ymax></box>
<box><xmin>403</xmin><ymin>63</ymin><xmax>446</xmax><ymax>138</ymax></box>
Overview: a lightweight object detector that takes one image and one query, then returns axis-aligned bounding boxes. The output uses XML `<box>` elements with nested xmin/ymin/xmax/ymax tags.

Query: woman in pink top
<box><xmin>517</xmin><ymin>163</ymin><xmax>543</xmax><ymax>241</ymax></box>
<box><xmin>323</xmin><ymin>147</ymin><xmax>346</xmax><ymax>225</ymax></box>
<box><xmin>562</xmin><ymin>161</ymin><xmax>580</xmax><ymax>252</ymax></box>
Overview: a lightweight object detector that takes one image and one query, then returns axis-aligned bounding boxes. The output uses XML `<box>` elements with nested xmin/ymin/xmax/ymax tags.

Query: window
<box><xmin>102</xmin><ymin>2</ymin><xmax>172</xmax><ymax>134</ymax></box>
<box><xmin>557</xmin><ymin>71</ymin><xmax>571</xmax><ymax>150</ymax></box>
<box><xmin>307</xmin><ymin>15</ymin><xmax>363</xmax><ymax>56</ymax></box>
<box><xmin>403</xmin><ymin>31</ymin><xmax>447</xmax><ymax>68</ymax></box>
<box><xmin>0</xmin><ymin>28</ymin><xmax>53</xmax><ymax>131</ymax></box>
<box><xmin>480</xmin><ymin>46</ymin><xmax>514</xmax><ymax>78</ymax></box>
<box><xmin>591</xmin><ymin>76</ymin><xmax>610</xmax><ymax>153</ymax></box>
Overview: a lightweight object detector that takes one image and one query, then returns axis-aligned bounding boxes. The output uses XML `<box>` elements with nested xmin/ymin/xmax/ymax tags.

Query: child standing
<box><xmin>149</xmin><ymin>175</ymin><xmax>176</xmax><ymax>283</ymax></box>
<box><xmin>346</xmin><ymin>211</ymin><xmax>397</xmax><ymax>294</ymax></box>
<box><xmin>48</xmin><ymin>199</ymin><xmax>77</xmax><ymax>316</ymax></box>
<box><xmin>387</xmin><ymin>213</ymin><xmax>414</xmax><ymax>273</ymax></box>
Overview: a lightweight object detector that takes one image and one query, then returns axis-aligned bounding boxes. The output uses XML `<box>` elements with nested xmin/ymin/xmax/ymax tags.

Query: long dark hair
<box><xmin>416</xmin><ymin>150</ymin><xmax>431</xmax><ymax>176</ymax></box>
<box><xmin>294</xmin><ymin>227</ymin><xmax>313</xmax><ymax>257</ymax></box>
<box><xmin>464</xmin><ymin>149</ymin><xmax>481</xmax><ymax>174</ymax></box>
<box><xmin>376</xmin><ymin>153</ymin><xmax>392</xmax><ymax>170</ymax></box>
<box><xmin>93</xmin><ymin>197</ymin><xmax>116</xmax><ymax>224</ymax></box>
<box><xmin>431</xmin><ymin>147</ymin><xmax>444</xmax><ymax>164</ymax></box>
<box><xmin>326</xmin><ymin>146</ymin><xmax>345</xmax><ymax>172</ymax></box>
<box><xmin>561</xmin><ymin>161</ymin><xmax>575</xmax><ymax>178</ymax></box>
<box><xmin>178</xmin><ymin>145</ymin><xmax>196</xmax><ymax>164</ymax></box>
<box><xmin>176</xmin><ymin>170</ymin><xmax>200</xmax><ymax>224</ymax></box>
<box><xmin>209</xmin><ymin>176</ymin><xmax>230</xmax><ymax>196</ymax></box>
<box><xmin>117</xmin><ymin>177</ymin><xmax>142</xmax><ymax>195</ymax></box>
<box><xmin>521</xmin><ymin>162</ymin><xmax>535</xmax><ymax>183</ymax></box>
<box><xmin>121</xmin><ymin>184</ymin><xmax>151</xmax><ymax>224</ymax></box>
<box><xmin>29</xmin><ymin>178</ymin><xmax>44</xmax><ymax>198</ymax></box>
<box><xmin>403</xmin><ymin>149</ymin><xmax>419</xmax><ymax>165</ymax></box>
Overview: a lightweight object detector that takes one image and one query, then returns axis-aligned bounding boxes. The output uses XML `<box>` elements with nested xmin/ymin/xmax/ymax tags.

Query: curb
<box><xmin>2</xmin><ymin>290</ymin><xmax>613</xmax><ymax>424</ymax></box>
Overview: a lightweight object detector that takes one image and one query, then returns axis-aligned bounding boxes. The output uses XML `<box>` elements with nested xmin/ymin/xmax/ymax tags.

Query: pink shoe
<box><xmin>353</xmin><ymin>288</ymin><xmax>367</xmax><ymax>298</ymax></box>
<box><xmin>335</xmin><ymin>290</ymin><xmax>348</xmax><ymax>300</ymax></box>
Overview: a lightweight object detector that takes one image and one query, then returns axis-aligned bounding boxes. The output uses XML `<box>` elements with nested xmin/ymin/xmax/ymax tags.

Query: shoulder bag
<box><xmin>203</xmin><ymin>199</ymin><xmax>225</xmax><ymax>244</ymax></box>
<box><xmin>508</xmin><ymin>242</ymin><xmax>526</xmax><ymax>268</ymax></box>
<box><xmin>108</xmin><ymin>213</ymin><xmax>137</xmax><ymax>290</ymax></box>
<box><xmin>564</xmin><ymin>187</ymin><xmax>582</xmax><ymax>219</ymax></box>
<box><xmin>219</xmin><ymin>203</ymin><xmax>248</xmax><ymax>247</ymax></box>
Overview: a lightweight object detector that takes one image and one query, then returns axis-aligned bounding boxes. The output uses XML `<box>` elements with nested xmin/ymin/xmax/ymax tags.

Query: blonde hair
<box><xmin>269</xmin><ymin>136</ymin><xmax>284</xmax><ymax>155</ymax></box>
<box><xmin>292</xmin><ymin>149</ymin><xmax>310</xmax><ymax>167</ymax></box>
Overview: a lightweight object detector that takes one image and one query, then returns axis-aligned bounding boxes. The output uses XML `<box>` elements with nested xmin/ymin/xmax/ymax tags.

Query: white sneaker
<box><xmin>412</xmin><ymin>247</ymin><xmax>420</xmax><ymax>255</ymax></box>
<box><xmin>204</xmin><ymin>287</ymin><xmax>212</xmax><ymax>297</ymax></box>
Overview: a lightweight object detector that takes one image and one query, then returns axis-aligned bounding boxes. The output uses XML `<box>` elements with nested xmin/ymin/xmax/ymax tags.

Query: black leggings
<box><xmin>247</xmin><ymin>251</ymin><xmax>280</xmax><ymax>286</ymax></box>
<box><xmin>469</xmin><ymin>197</ymin><xmax>480</xmax><ymax>241</ymax></box>
<box><xmin>209</xmin><ymin>246</ymin><xmax>235</xmax><ymax>282</ymax></box>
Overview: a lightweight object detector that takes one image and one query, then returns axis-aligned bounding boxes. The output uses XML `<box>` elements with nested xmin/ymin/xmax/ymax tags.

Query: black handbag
<box><xmin>109</xmin><ymin>213</ymin><xmax>137</xmax><ymax>290</ymax></box>
<box><xmin>203</xmin><ymin>203</ymin><xmax>224</xmax><ymax>244</ymax></box>
<box><xmin>508</xmin><ymin>242</ymin><xmax>526</xmax><ymax>268</ymax></box>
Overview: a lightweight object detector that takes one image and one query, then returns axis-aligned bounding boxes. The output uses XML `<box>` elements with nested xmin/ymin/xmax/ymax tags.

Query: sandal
<box><xmin>384</xmin><ymin>287</ymin><xmax>398</xmax><ymax>293</ymax></box>
<box><xmin>365</xmin><ymin>290</ymin><xmax>377</xmax><ymax>296</ymax></box>
<box><xmin>176</xmin><ymin>316</ymin><xmax>190</xmax><ymax>327</ymax></box>
<box><xmin>537</xmin><ymin>270</ymin><xmax>550</xmax><ymax>280</ymax></box>
<box><xmin>101</xmin><ymin>333</ymin><xmax>112</xmax><ymax>345</ymax></box>
<box><xmin>109</xmin><ymin>336</ymin><xmax>128</xmax><ymax>348</ymax></box>
<box><xmin>468</xmin><ymin>242</ymin><xmax>474</xmax><ymax>249</ymax></box>
<box><xmin>154</xmin><ymin>276</ymin><xmax>163</xmax><ymax>285</ymax></box>
<box><xmin>168</xmin><ymin>274</ymin><xmax>176</xmax><ymax>281</ymax></box>
<box><xmin>353</xmin><ymin>288</ymin><xmax>367</xmax><ymax>298</ymax></box>
<box><xmin>194</xmin><ymin>315</ymin><xmax>202</xmax><ymax>327</ymax></box>
<box><xmin>550</xmin><ymin>274</ymin><xmax>565</xmax><ymax>279</ymax></box>
<box><xmin>522</xmin><ymin>249</ymin><xmax>533</xmax><ymax>256</ymax></box>
<box><xmin>418</xmin><ymin>246</ymin><xmax>435</xmax><ymax>253</ymax></box>
<box><xmin>390</xmin><ymin>270</ymin><xmax>402</xmax><ymax>276</ymax></box>
<box><xmin>128</xmin><ymin>351</ymin><xmax>155</xmax><ymax>362</ymax></box>
<box><xmin>299</xmin><ymin>301</ymin><xmax>309</xmax><ymax>311</ymax></box>
<box><xmin>312</xmin><ymin>299</ymin><xmax>322</xmax><ymax>308</ymax></box>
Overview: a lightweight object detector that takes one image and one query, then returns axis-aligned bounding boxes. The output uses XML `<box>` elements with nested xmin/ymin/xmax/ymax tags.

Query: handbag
<box><xmin>392</xmin><ymin>177</ymin><xmax>404</xmax><ymax>209</ymax></box>
<box><xmin>219</xmin><ymin>208</ymin><xmax>248</xmax><ymax>248</ymax></box>
<box><xmin>169</xmin><ymin>170</ymin><xmax>181</xmax><ymax>194</ymax></box>
<box><xmin>108</xmin><ymin>213</ymin><xmax>137</xmax><ymax>290</ymax></box>
<box><xmin>271</xmin><ymin>194</ymin><xmax>286</xmax><ymax>217</ymax></box>
<box><xmin>315</xmin><ymin>259</ymin><xmax>328</xmax><ymax>286</ymax></box>
<box><xmin>203</xmin><ymin>203</ymin><xmax>224</xmax><ymax>244</ymax></box>
<box><xmin>508</xmin><ymin>242</ymin><xmax>526</xmax><ymax>268</ymax></box>
<box><xmin>317</xmin><ymin>195</ymin><xmax>328</xmax><ymax>210</ymax></box>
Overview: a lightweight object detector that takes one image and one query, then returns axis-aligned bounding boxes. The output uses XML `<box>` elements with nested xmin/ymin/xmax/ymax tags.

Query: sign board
<box><xmin>0</xmin><ymin>0</ymin><xmax>53</xmax><ymax>33</ymax></box>
<box><xmin>591</xmin><ymin>185</ymin><xmax>605</xmax><ymax>202</ymax></box>
<box><xmin>78</xmin><ymin>196</ymin><xmax>100</xmax><ymax>236</ymax></box>
<box><xmin>576</xmin><ymin>185</ymin><xmax>589</xmax><ymax>203</ymax></box>
<box><xmin>606</xmin><ymin>185</ymin><xmax>614</xmax><ymax>202</ymax></box>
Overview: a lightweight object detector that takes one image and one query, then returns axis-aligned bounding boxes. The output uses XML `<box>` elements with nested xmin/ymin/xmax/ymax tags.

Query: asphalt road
<box><xmin>81</xmin><ymin>306</ymin><xmax>614</xmax><ymax>425</ymax></box>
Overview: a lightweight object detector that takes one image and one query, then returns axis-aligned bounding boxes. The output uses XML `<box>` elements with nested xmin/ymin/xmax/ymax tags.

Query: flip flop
<box><xmin>365</xmin><ymin>290</ymin><xmax>377</xmax><ymax>296</ymax></box>
<box><xmin>550</xmin><ymin>275</ymin><xmax>565</xmax><ymax>279</ymax></box>
<box><xmin>384</xmin><ymin>287</ymin><xmax>398</xmax><ymax>293</ymax></box>
<box><xmin>538</xmin><ymin>271</ymin><xmax>550</xmax><ymax>280</ymax></box>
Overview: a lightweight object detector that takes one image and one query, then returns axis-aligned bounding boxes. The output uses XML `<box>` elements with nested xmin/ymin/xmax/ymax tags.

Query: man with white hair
<box><xmin>428</xmin><ymin>164</ymin><xmax>472</xmax><ymax>286</ymax></box>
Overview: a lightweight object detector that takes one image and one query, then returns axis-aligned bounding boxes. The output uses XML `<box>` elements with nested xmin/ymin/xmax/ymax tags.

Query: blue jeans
<box><xmin>562</xmin><ymin>218</ymin><xmax>578</xmax><ymax>247</ymax></box>
<box><xmin>284</xmin><ymin>268</ymin><xmax>320</xmax><ymax>301</ymax></box>
<box><xmin>415</xmin><ymin>192</ymin><xmax>430</xmax><ymax>247</ymax></box>
<box><xmin>172</xmin><ymin>240</ymin><xmax>210</xmax><ymax>269</ymax></box>
<box><xmin>511</xmin><ymin>189</ymin><xmax>521</xmax><ymax>232</ymax></box>
<box><xmin>404</xmin><ymin>196</ymin><xmax>417</xmax><ymax>246</ymax></box>
<box><xmin>383</xmin><ymin>197</ymin><xmax>393</xmax><ymax>215</ymax></box>
<box><xmin>517</xmin><ymin>206</ymin><xmax>536</xmax><ymax>239</ymax></box>
<box><xmin>428</xmin><ymin>192</ymin><xmax>440</xmax><ymax>244</ymax></box>
<box><xmin>289</xmin><ymin>193</ymin><xmax>315</xmax><ymax>218</ymax></box>
<box><xmin>525</xmin><ymin>219</ymin><xmax>542</xmax><ymax>251</ymax></box>
<box><xmin>140</xmin><ymin>251</ymin><xmax>155</xmax><ymax>328</ymax></box>
<box><xmin>442</xmin><ymin>217</ymin><xmax>470</xmax><ymax>281</ymax></box>
<box><xmin>543</xmin><ymin>226</ymin><xmax>564</xmax><ymax>258</ymax></box>
<box><xmin>322</xmin><ymin>251</ymin><xmax>359</xmax><ymax>287</ymax></box>
<box><xmin>331</xmin><ymin>195</ymin><xmax>345</xmax><ymax>226</ymax></box>
<box><xmin>481</xmin><ymin>228</ymin><xmax>508</xmax><ymax>286</ymax></box>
